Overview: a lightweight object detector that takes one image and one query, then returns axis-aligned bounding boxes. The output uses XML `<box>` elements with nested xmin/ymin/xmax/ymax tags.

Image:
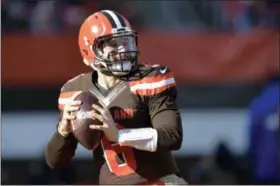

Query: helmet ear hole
<box><xmin>94</xmin><ymin>38</ymin><xmax>110</xmax><ymax>58</ymax></box>
<box><xmin>95</xmin><ymin>47</ymin><xmax>104</xmax><ymax>58</ymax></box>
<box><xmin>82</xmin><ymin>49</ymin><xmax>88</xmax><ymax>56</ymax></box>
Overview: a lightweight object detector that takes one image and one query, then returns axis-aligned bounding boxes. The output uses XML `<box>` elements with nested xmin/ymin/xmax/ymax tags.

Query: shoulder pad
<box><xmin>149</xmin><ymin>65</ymin><xmax>172</xmax><ymax>77</ymax></box>
<box><xmin>58</xmin><ymin>73</ymin><xmax>89</xmax><ymax>110</ymax></box>
<box><xmin>137</xmin><ymin>64</ymin><xmax>172</xmax><ymax>78</ymax></box>
<box><xmin>129</xmin><ymin>64</ymin><xmax>176</xmax><ymax>96</ymax></box>
<box><xmin>60</xmin><ymin>73</ymin><xmax>87</xmax><ymax>92</ymax></box>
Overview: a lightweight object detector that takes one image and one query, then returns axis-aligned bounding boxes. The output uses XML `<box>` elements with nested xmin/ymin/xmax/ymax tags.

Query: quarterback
<box><xmin>45</xmin><ymin>10</ymin><xmax>186</xmax><ymax>185</ymax></box>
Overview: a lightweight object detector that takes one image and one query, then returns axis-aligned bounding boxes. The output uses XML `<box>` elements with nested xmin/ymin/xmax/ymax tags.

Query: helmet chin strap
<box><xmin>88</xmin><ymin>59</ymin><xmax>133</xmax><ymax>76</ymax></box>
<box><xmin>112</xmin><ymin>71</ymin><xmax>130</xmax><ymax>76</ymax></box>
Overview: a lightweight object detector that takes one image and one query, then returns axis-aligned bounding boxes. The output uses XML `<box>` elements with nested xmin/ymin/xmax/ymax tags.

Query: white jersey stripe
<box><xmin>58</xmin><ymin>98</ymin><xmax>72</xmax><ymax>105</ymax></box>
<box><xmin>130</xmin><ymin>77</ymin><xmax>175</xmax><ymax>91</ymax></box>
<box><xmin>102</xmin><ymin>10</ymin><xmax>122</xmax><ymax>28</ymax></box>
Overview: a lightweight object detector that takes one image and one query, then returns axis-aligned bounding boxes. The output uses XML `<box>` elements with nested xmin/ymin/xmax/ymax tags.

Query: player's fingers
<box><xmin>64</xmin><ymin>103</ymin><xmax>79</xmax><ymax>111</ymax></box>
<box><xmin>91</xmin><ymin>112</ymin><xmax>104</xmax><ymax>122</ymax></box>
<box><xmin>92</xmin><ymin>104</ymin><xmax>105</xmax><ymax>114</ymax></box>
<box><xmin>98</xmin><ymin>100</ymin><xmax>107</xmax><ymax>109</ymax></box>
<box><xmin>89</xmin><ymin>124</ymin><xmax>102</xmax><ymax>130</ymax></box>
<box><xmin>63</xmin><ymin>112</ymin><xmax>76</xmax><ymax>120</ymax></box>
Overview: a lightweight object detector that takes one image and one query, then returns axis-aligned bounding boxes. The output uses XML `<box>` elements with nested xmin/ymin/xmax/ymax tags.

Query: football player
<box><xmin>45</xmin><ymin>10</ymin><xmax>186</xmax><ymax>185</ymax></box>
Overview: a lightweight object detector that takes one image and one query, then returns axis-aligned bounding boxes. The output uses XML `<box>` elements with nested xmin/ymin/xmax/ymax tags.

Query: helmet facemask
<box><xmin>92</xmin><ymin>32</ymin><xmax>139</xmax><ymax>76</ymax></box>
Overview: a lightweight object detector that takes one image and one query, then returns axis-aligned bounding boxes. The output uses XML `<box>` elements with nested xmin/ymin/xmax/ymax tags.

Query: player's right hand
<box><xmin>58</xmin><ymin>100</ymin><xmax>82</xmax><ymax>137</ymax></box>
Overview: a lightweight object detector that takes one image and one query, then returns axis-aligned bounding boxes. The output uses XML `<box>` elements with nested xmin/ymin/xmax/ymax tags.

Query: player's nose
<box><xmin>115</xmin><ymin>53</ymin><xmax>129</xmax><ymax>61</ymax></box>
<box><xmin>114</xmin><ymin>47</ymin><xmax>129</xmax><ymax>60</ymax></box>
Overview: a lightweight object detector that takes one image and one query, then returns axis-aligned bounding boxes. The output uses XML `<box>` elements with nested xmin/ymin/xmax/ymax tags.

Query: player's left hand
<box><xmin>89</xmin><ymin>103</ymin><xmax>119</xmax><ymax>142</ymax></box>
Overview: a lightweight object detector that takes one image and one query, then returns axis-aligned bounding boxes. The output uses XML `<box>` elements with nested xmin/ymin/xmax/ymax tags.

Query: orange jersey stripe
<box><xmin>58</xmin><ymin>91</ymin><xmax>81</xmax><ymax>110</ymax></box>
<box><xmin>59</xmin><ymin>91</ymin><xmax>81</xmax><ymax>99</ymax></box>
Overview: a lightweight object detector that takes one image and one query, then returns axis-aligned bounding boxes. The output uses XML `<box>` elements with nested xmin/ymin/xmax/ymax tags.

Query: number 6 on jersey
<box><xmin>101</xmin><ymin>125</ymin><xmax>137</xmax><ymax>176</ymax></box>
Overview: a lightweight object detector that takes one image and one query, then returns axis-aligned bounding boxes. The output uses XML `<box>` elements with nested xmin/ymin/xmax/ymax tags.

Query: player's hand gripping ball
<box><xmin>71</xmin><ymin>91</ymin><xmax>103</xmax><ymax>150</ymax></box>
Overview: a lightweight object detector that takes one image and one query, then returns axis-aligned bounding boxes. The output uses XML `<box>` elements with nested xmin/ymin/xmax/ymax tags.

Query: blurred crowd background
<box><xmin>2</xmin><ymin>0</ymin><xmax>280</xmax><ymax>33</ymax></box>
<box><xmin>2</xmin><ymin>0</ymin><xmax>279</xmax><ymax>185</ymax></box>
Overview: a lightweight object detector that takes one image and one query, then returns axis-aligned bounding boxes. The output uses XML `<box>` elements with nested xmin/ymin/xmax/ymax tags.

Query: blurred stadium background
<box><xmin>2</xmin><ymin>0</ymin><xmax>279</xmax><ymax>185</ymax></box>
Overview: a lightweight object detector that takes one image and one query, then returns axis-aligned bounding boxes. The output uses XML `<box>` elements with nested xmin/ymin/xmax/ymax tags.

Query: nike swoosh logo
<box><xmin>160</xmin><ymin>68</ymin><xmax>168</xmax><ymax>74</ymax></box>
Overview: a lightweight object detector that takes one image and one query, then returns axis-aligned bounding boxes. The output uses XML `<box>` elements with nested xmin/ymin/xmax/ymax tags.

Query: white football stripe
<box><xmin>130</xmin><ymin>78</ymin><xmax>175</xmax><ymax>91</ymax></box>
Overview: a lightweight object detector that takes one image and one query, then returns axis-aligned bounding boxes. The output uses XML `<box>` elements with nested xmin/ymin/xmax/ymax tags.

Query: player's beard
<box><xmin>101</xmin><ymin>70</ymin><xmax>115</xmax><ymax>77</ymax></box>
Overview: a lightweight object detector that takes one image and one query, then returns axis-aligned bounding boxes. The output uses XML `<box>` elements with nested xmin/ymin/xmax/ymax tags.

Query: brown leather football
<box><xmin>71</xmin><ymin>91</ymin><xmax>103</xmax><ymax>150</ymax></box>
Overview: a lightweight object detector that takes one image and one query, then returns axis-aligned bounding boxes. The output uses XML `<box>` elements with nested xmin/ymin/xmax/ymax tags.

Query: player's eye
<box><xmin>105</xmin><ymin>39</ymin><xmax>118</xmax><ymax>48</ymax></box>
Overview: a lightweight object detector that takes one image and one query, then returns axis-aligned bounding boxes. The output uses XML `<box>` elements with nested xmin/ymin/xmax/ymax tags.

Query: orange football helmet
<box><xmin>78</xmin><ymin>10</ymin><xmax>139</xmax><ymax>75</ymax></box>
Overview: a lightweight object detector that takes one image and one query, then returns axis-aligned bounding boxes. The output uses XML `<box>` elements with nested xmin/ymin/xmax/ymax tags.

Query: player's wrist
<box><xmin>117</xmin><ymin>130</ymin><xmax>121</xmax><ymax>143</ymax></box>
<box><xmin>57</xmin><ymin>128</ymin><xmax>70</xmax><ymax>138</ymax></box>
<box><xmin>57</xmin><ymin>121</ymin><xmax>71</xmax><ymax>138</ymax></box>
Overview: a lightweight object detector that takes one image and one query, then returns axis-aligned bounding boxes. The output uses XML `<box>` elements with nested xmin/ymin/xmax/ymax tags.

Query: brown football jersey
<box><xmin>45</xmin><ymin>64</ymin><xmax>183</xmax><ymax>185</ymax></box>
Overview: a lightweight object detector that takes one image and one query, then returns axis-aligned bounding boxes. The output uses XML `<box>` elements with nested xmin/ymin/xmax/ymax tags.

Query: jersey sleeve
<box><xmin>144</xmin><ymin>66</ymin><xmax>183</xmax><ymax>151</ymax></box>
<box><xmin>45</xmin><ymin>81</ymin><xmax>79</xmax><ymax>169</ymax></box>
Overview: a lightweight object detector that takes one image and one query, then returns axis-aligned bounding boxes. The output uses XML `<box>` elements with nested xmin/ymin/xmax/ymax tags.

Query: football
<box><xmin>71</xmin><ymin>90</ymin><xmax>103</xmax><ymax>150</ymax></box>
